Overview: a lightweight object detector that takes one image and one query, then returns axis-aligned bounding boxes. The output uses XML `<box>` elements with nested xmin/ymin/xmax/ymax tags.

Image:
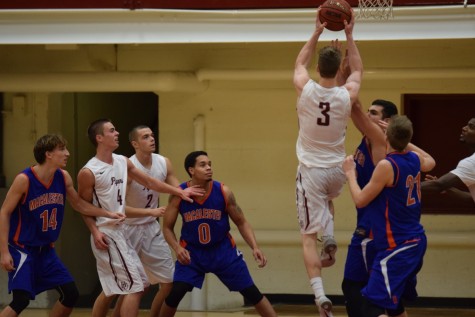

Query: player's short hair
<box><xmin>87</xmin><ymin>118</ymin><xmax>111</xmax><ymax>148</ymax></box>
<box><xmin>184</xmin><ymin>151</ymin><xmax>208</xmax><ymax>177</ymax></box>
<box><xmin>372</xmin><ymin>99</ymin><xmax>398</xmax><ymax>120</ymax></box>
<box><xmin>386</xmin><ymin>115</ymin><xmax>413</xmax><ymax>152</ymax></box>
<box><xmin>128</xmin><ymin>125</ymin><xmax>150</xmax><ymax>143</ymax></box>
<box><xmin>33</xmin><ymin>134</ymin><xmax>67</xmax><ymax>164</ymax></box>
<box><xmin>318</xmin><ymin>46</ymin><xmax>342</xmax><ymax>78</ymax></box>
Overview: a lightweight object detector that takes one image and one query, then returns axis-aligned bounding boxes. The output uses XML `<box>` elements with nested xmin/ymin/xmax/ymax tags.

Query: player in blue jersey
<box><xmin>159</xmin><ymin>151</ymin><xmax>277</xmax><ymax>317</ymax></box>
<box><xmin>342</xmin><ymin>99</ymin><xmax>397</xmax><ymax>317</ymax></box>
<box><xmin>343</xmin><ymin>116</ymin><xmax>436</xmax><ymax>317</ymax></box>
<box><xmin>0</xmin><ymin>134</ymin><xmax>124</xmax><ymax>317</ymax></box>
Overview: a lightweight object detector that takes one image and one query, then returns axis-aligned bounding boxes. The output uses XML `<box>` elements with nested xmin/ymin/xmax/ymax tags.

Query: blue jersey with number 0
<box><xmin>178</xmin><ymin>180</ymin><xmax>230</xmax><ymax>247</ymax></box>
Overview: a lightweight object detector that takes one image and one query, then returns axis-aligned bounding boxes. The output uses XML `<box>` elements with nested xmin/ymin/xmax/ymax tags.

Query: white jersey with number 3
<box><xmin>126</xmin><ymin>153</ymin><xmax>167</xmax><ymax>225</ymax></box>
<box><xmin>296</xmin><ymin>79</ymin><xmax>351</xmax><ymax>168</ymax></box>
<box><xmin>83</xmin><ymin>154</ymin><xmax>128</xmax><ymax>226</ymax></box>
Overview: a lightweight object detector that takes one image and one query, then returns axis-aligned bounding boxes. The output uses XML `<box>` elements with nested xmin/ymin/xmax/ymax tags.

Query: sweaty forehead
<box><xmin>469</xmin><ymin>118</ymin><xmax>475</xmax><ymax>126</ymax></box>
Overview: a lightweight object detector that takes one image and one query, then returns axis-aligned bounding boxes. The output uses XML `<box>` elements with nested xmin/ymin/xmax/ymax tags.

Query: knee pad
<box><xmin>387</xmin><ymin>302</ymin><xmax>405</xmax><ymax>316</ymax></box>
<box><xmin>342</xmin><ymin>279</ymin><xmax>367</xmax><ymax>317</ymax></box>
<box><xmin>239</xmin><ymin>284</ymin><xmax>264</xmax><ymax>306</ymax></box>
<box><xmin>362</xmin><ymin>298</ymin><xmax>385</xmax><ymax>317</ymax></box>
<box><xmin>165</xmin><ymin>281</ymin><xmax>193</xmax><ymax>308</ymax></box>
<box><xmin>9</xmin><ymin>289</ymin><xmax>31</xmax><ymax>314</ymax></box>
<box><xmin>56</xmin><ymin>282</ymin><xmax>79</xmax><ymax>308</ymax></box>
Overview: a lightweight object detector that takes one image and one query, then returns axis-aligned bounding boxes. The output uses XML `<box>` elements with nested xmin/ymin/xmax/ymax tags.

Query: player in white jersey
<box><xmin>105</xmin><ymin>126</ymin><xmax>177</xmax><ymax>317</ymax></box>
<box><xmin>422</xmin><ymin>117</ymin><xmax>475</xmax><ymax>205</ymax></box>
<box><xmin>293</xmin><ymin>9</ymin><xmax>362</xmax><ymax>317</ymax></box>
<box><xmin>78</xmin><ymin>119</ymin><xmax>204</xmax><ymax>317</ymax></box>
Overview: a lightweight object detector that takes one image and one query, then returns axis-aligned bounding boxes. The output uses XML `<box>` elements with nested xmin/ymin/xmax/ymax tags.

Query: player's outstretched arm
<box><xmin>0</xmin><ymin>174</ymin><xmax>28</xmax><ymax>272</ymax></box>
<box><xmin>343</xmin><ymin>10</ymin><xmax>363</xmax><ymax>104</ymax></box>
<box><xmin>343</xmin><ymin>155</ymin><xmax>392</xmax><ymax>208</ymax></box>
<box><xmin>125</xmin><ymin>205</ymin><xmax>165</xmax><ymax>218</ymax></box>
<box><xmin>293</xmin><ymin>10</ymin><xmax>326</xmax><ymax>96</ymax></box>
<box><xmin>224</xmin><ymin>186</ymin><xmax>267</xmax><ymax>268</ymax></box>
<box><xmin>127</xmin><ymin>157</ymin><xmax>203</xmax><ymax>203</ymax></box>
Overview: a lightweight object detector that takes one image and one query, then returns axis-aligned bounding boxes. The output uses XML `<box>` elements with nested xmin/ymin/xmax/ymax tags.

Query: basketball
<box><xmin>318</xmin><ymin>0</ymin><xmax>352</xmax><ymax>32</ymax></box>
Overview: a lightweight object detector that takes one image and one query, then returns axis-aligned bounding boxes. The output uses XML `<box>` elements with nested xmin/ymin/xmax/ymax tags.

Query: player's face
<box><xmin>136</xmin><ymin>128</ymin><xmax>156</xmax><ymax>153</ymax></box>
<box><xmin>191</xmin><ymin>155</ymin><xmax>213</xmax><ymax>181</ymax></box>
<box><xmin>49</xmin><ymin>145</ymin><xmax>70</xmax><ymax>168</ymax></box>
<box><xmin>460</xmin><ymin>118</ymin><xmax>475</xmax><ymax>145</ymax></box>
<box><xmin>367</xmin><ymin>105</ymin><xmax>384</xmax><ymax>124</ymax></box>
<box><xmin>101</xmin><ymin>122</ymin><xmax>119</xmax><ymax>150</ymax></box>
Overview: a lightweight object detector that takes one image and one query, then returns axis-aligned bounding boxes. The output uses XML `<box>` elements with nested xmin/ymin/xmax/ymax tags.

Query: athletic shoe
<box><xmin>322</xmin><ymin>236</ymin><xmax>337</xmax><ymax>255</ymax></box>
<box><xmin>316</xmin><ymin>295</ymin><xmax>334</xmax><ymax>317</ymax></box>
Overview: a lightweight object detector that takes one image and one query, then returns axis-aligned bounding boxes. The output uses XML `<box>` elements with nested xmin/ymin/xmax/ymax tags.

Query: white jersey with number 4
<box><xmin>83</xmin><ymin>153</ymin><xmax>128</xmax><ymax>226</ymax></box>
<box><xmin>126</xmin><ymin>153</ymin><xmax>167</xmax><ymax>225</ymax></box>
<box><xmin>296</xmin><ymin>79</ymin><xmax>351</xmax><ymax>168</ymax></box>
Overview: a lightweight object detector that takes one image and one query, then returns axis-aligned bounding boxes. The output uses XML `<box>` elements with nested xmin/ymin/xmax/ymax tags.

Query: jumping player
<box><xmin>343</xmin><ymin>115</ymin><xmax>436</xmax><ymax>317</ymax></box>
<box><xmin>0</xmin><ymin>134</ymin><xmax>124</xmax><ymax>317</ymax></box>
<box><xmin>158</xmin><ymin>151</ymin><xmax>277</xmax><ymax>317</ymax></box>
<box><xmin>293</xmin><ymin>7</ymin><xmax>362</xmax><ymax>316</ymax></box>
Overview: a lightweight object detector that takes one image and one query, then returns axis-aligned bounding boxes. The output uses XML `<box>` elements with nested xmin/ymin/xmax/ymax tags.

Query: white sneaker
<box><xmin>315</xmin><ymin>295</ymin><xmax>333</xmax><ymax>316</ymax></box>
<box><xmin>322</xmin><ymin>236</ymin><xmax>337</xmax><ymax>255</ymax></box>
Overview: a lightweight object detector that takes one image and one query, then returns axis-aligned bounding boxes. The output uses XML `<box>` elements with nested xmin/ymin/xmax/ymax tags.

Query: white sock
<box><xmin>310</xmin><ymin>277</ymin><xmax>325</xmax><ymax>299</ymax></box>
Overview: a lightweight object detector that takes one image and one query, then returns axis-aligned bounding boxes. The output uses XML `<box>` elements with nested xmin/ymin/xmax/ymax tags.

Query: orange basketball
<box><xmin>318</xmin><ymin>0</ymin><xmax>352</xmax><ymax>32</ymax></box>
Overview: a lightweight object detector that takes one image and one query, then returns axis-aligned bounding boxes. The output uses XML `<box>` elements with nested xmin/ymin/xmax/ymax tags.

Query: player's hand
<box><xmin>378</xmin><ymin>120</ymin><xmax>389</xmax><ymax>132</ymax></box>
<box><xmin>0</xmin><ymin>252</ymin><xmax>15</xmax><ymax>272</ymax></box>
<box><xmin>175</xmin><ymin>246</ymin><xmax>191</xmax><ymax>265</ymax></box>
<box><xmin>315</xmin><ymin>9</ymin><xmax>327</xmax><ymax>34</ymax></box>
<box><xmin>106</xmin><ymin>211</ymin><xmax>126</xmax><ymax>222</ymax></box>
<box><xmin>180</xmin><ymin>185</ymin><xmax>205</xmax><ymax>203</ymax></box>
<box><xmin>150</xmin><ymin>206</ymin><xmax>166</xmax><ymax>218</ymax></box>
<box><xmin>184</xmin><ymin>185</ymin><xmax>205</xmax><ymax>197</ymax></box>
<box><xmin>93</xmin><ymin>231</ymin><xmax>109</xmax><ymax>250</ymax></box>
<box><xmin>252</xmin><ymin>248</ymin><xmax>267</xmax><ymax>268</ymax></box>
<box><xmin>425</xmin><ymin>174</ymin><xmax>438</xmax><ymax>181</ymax></box>
<box><xmin>342</xmin><ymin>155</ymin><xmax>356</xmax><ymax>175</ymax></box>
<box><xmin>344</xmin><ymin>8</ymin><xmax>355</xmax><ymax>35</ymax></box>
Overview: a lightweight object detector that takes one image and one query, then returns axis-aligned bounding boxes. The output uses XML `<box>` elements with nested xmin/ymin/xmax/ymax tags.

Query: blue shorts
<box><xmin>362</xmin><ymin>234</ymin><xmax>427</xmax><ymax>310</ymax></box>
<box><xmin>174</xmin><ymin>236</ymin><xmax>254</xmax><ymax>291</ymax></box>
<box><xmin>344</xmin><ymin>235</ymin><xmax>376</xmax><ymax>282</ymax></box>
<box><xmin>8</xmin><ymin>243</ymin><xmax>74</xmax><ymax>299</ymax></box>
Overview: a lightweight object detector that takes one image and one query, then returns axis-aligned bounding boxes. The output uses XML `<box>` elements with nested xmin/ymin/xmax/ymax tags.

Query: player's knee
<box><xmin>386</xmin><ymin>302</ymin><xmax>405</xmax><ymax>316</ymax></box>
<box><xmin>165</xmin><ymin>281</ymin><xmax>193</xmax><ymax>308</ymax></box>
<box><xmin>239</xmin><ymin>284</ymin><xmax>264</xmax><ymax>306</ymax></box>
<box><xmin>56</xmin><ymin>282</ymin><xmax>79</xmax><ymax>308</ymax></box>
<box><xmin>9</xmin><ymin>290</ymin><xmax>31</xmax><ymax>314</ymax></box>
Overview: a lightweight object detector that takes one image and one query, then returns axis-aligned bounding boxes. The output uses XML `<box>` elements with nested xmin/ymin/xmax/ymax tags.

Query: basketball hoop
<box><xmin>356</xmin><ymin>0</ymin><xmax>394</xmax><ymax>20</ymax></box>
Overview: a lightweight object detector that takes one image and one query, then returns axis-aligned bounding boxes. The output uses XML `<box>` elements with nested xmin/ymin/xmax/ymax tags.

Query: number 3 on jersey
<box><xmin>317</xmin><ymin>102</ymin><xmax>330</xmax><ymax>126</ymax></box>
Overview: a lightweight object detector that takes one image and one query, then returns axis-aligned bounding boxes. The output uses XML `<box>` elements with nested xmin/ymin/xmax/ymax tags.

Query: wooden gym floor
<box><xmin>15</xmin><ymin>305</ymin><xmax>475</xmax><ymax>317</ymax></box>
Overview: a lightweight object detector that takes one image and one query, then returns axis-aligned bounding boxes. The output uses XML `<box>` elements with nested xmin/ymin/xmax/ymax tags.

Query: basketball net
<box><xmin>356</xmin><ymin>0</ymin><xmax>394</xmax><ymax>20</ymax></box>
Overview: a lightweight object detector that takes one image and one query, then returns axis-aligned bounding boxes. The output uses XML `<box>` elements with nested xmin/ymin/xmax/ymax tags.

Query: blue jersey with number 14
<box><xmin>9</xmin><ymin>167</ymin><xmax>66</xmax><ymax>247</ymax></box>
<box><xmin>179</xmin><ymin>180</ymin><xmax>230</xmax><ymax>247</ymax></box>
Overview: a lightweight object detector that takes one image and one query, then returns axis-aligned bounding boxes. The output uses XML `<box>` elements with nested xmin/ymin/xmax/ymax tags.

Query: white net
<box><xmin>356</xmin><ymin>0</ymin><xmax>394</xmax><ymax>20</ymax></box>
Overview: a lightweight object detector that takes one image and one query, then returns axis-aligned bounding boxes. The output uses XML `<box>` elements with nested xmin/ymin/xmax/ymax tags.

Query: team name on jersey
<box><xmin>110</xmin><ymin>177</ymin><xmax>124</xmax><ymax>186</ymax></box>
<box><xmin>28</xmin><ymin>193</ymin><xmax>64</xmax><ymax>211</ymax></box>
<box><xmin>183</xmin><ymin>208</ymin><xmax>222</xmax><ymax>222</ymax></box>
